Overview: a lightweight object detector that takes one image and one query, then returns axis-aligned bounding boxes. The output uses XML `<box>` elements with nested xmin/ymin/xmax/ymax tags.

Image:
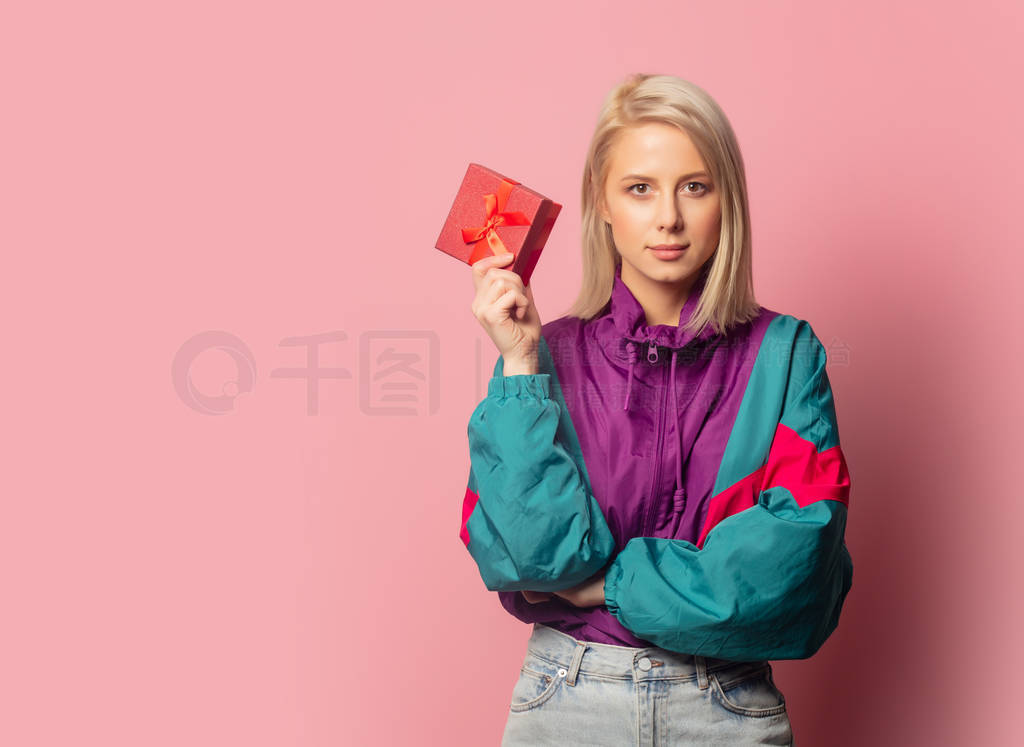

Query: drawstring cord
<box><xmin>669</xmin><ymin>349</ymin><xmax>686</xmax><ymax>513</ymax></box>
<box><xmin>621</xmin><ymin>339</ymin><xmax>688</xmax><ymax>514</ymax></box>
<box><xmin>623</xmin><ymin>341</ymin><xmax>638</xmax><ymax>411</ymax></box>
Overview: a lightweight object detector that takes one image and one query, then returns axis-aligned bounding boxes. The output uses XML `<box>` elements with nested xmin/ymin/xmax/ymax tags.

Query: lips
<box><xmin>649</xmin><ymin>244</ymin><xmax>689</xmax><ymax>260</ymax></box>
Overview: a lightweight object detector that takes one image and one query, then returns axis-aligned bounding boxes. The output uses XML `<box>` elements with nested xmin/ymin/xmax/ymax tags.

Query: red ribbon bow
<box><xmin>461</xmin><ymin>178</ymin><xmax>531</xmax><ymax>264</ymax></box>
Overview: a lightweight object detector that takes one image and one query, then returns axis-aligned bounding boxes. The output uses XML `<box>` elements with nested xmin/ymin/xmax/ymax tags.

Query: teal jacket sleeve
<box><xmin>603</xmin><ymin>318</ymin><xmax>853</xmax><ymax>660</ymax></box>
<box><xmin>460</xmin><ymin>338</ymin><xmax>616</xmax><ymax>593</ymax></box>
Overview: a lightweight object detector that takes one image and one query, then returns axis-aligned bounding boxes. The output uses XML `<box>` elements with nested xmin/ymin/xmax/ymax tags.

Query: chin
<box><xmin>647</xmin><ymin>263</ymin><xmax>693</xmax><ymax>280</ymax></box>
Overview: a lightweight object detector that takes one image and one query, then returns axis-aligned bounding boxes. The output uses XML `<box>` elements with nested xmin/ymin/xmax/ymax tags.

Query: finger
<box><xmin>471</xmin><ymin>253</ymin><xmax>514</xmax><ymax>275</ymax></box>
<box><xmin>471</xmin><ymin>253</ymin><xmax>515</xmax><ymax>288</ymax></box>
<box><xmin>484</xmin><ymin>288</ymin><xmax>526</xmax><ymax>323</ymax></box>
<box><xmin>479</xmin><ymin>273</ymin><xmax>524</xmax><ymax>311</ymax></box>
<box><xmin>480</xmin><ymin>271</ymin><xmax>527</xmax><ymax>308</ymax></box>
<box><xmin>521</xmin><ymin>284</ymin><xmax>536</xmax><ymax>318</ymax></box>
<box><xmin>482</xmin><ymin>272</ymin><xmax>526</xmax><ymax>311</ymax></box>
<box><xmin>479</xmin><ymin>277</ymin><xmax>517</xmax><ymax>310</ymax></box>
<box><xmin>513</xmin><ymin>289</ymin><xmax>529</xmax><ymax>320</ymax></box>
<box><xmin>484</xmin><ymin>266</ymin><xmax>526</xmax><ymax>294</ymax></box>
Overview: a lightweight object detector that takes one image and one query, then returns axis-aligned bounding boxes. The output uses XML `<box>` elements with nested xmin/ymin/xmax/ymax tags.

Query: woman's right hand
<box><xmin>471</xmin><ymin>253</ymin><xmax>541</xmax><ymax>372</ymax></box>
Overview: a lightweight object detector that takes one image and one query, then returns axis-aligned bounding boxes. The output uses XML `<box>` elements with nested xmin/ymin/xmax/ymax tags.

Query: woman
<box><xmin>462</xmin><ymin>73</ymin><xmax>852</xmax><ymax>745</ymax></box>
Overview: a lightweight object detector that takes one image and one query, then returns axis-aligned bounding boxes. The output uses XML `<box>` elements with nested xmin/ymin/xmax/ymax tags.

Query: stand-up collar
<box><xmin>594</xmin><ymin>263</ymin><xmax>720</xmax><ymax>360</ymax></box>
<box><xmin>586</xmin><ymin>264</ymin><xmax>723</xmax><ymax>508</ymax></box>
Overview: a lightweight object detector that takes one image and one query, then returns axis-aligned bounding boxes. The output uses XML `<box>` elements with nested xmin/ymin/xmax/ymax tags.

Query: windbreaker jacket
<box><xmin>461</xmin><ymin>265</ymin><xmax>853</xmax><ymax>661</ymax></box>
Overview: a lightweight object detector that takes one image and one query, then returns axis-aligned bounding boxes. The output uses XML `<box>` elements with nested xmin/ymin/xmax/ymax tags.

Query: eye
<box><xmin>627</xmin><ymin>183</ymin><xmax>650</xmax><ymax>195</ymax></box>
<box><xmin>683</xmin><ymin>182</ymin><xmax>709</xmax><ymax>194</ymax></box>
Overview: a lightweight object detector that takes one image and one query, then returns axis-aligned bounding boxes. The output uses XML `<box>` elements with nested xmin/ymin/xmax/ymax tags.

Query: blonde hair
<box><xmin>563</xmin><ymin>73</ymin><xmax>761</xmax><ymax>335</ymax></box>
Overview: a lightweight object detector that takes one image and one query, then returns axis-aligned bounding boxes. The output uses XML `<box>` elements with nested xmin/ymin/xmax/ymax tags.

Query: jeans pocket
<box><xmin>709</xmin><ymin>662</ymin><xmax>787</xmax><ymax>718</ymax></box>
<box><xmin>508</xmin><ymin>652</ymin><xmax>567</xmax><ymax>713</ymax></box>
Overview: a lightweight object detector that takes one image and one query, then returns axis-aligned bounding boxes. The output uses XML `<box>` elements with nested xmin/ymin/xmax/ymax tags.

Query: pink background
<box><xmin>3</xmin><ymin>1</ymin><xmax>1021</xmax><ymax>744</ymax></box>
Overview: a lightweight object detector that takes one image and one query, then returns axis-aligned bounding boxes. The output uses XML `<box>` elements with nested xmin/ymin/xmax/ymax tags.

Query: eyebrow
<box><xmin>619</xmin><ymin>171</ymin><xmax>710</xmax><ymax>182</ymax></box>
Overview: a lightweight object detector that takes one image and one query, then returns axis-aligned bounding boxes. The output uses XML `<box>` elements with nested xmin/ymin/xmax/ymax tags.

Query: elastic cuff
<box><xmin>487</xmin><ymin>373</ymin><xmax>551</xmax><ymax>399</ymax></box>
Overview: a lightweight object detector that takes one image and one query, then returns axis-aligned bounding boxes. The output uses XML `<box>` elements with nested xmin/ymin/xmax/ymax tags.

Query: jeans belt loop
<box><xmin>695</xmin><ymin>655</ymin><xmax>710</xmax><ymax>690</ymax></box>
<box><xmin>566</xmin><ymin>642</ymin><xmax>587</xmax><ymax>687</ymax></box>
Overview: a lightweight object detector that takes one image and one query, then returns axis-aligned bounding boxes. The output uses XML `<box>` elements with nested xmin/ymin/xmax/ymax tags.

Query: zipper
<box><xmin>636</xmin><ymin>337</ymin><xmax>721</xmax><ymax>535</ymax></box>
<box><xmin>646</xmin><ymin>341</ymin><xmax>661</xmax><ymax>364</ymax></box>
<box><xmin>639</xmin><ymin>345</ymin><xmax>667</xmax><ymax>537</ymax></box>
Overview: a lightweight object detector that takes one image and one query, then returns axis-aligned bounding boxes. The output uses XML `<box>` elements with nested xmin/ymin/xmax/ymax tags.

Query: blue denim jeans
<box><xmin>501</xmin><ymin>624</ymin><xmax>794</xmax><ymax>746</ymax></box>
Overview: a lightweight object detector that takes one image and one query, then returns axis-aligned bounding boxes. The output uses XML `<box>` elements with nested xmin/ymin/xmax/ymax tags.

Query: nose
<box><xmin>656</xmin><ymin>191</ymin><xmax>683</xmax><ymax>232</ymax></box>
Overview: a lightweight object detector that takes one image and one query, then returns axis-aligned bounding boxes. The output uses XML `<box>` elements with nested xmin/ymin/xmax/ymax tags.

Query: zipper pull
<box><xmin>647</xmin><ymin>341</ymin><xmax>660</xmax><ymax>364</ymax></box>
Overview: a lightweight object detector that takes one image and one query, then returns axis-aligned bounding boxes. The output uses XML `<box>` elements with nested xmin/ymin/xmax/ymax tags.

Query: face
<box><xmin>598</xmin><ymin>122</ymin><xmax>722</xmax><ymax>295</ymax></box>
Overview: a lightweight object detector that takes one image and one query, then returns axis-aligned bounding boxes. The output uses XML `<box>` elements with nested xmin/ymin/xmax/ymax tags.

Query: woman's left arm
<box><xmin>602</xmin><ymin>319</ymin><xmax>854</xmax><ymax>661</ymax></box>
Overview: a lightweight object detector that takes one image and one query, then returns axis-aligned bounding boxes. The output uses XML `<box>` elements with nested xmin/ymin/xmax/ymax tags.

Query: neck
<box><xmin>620</xmin><ymin>263</ymin><xmax>698</xmax><ymax>327</ymax></box>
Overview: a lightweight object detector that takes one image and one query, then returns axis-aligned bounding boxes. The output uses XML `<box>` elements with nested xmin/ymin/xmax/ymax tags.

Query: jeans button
<box><xmin>637</xmin><ymin>656</ymin><xmax>652</xmax><ymax>671</ymax></box>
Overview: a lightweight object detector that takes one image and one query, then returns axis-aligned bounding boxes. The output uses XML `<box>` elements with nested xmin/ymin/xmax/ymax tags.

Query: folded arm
<box><xmin>603</xmin><ymin>318</ymin><xmax>854</xmax><ymax>660</ymax></box>
<box><xmin>461</xmin><ymin>340</ymin><xmax>616</xmax><ymax>592</ymax></box>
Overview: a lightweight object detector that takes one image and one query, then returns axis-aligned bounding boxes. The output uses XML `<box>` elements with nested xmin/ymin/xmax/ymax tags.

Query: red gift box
<box><xmin>435</xmin><ymin>163</ymin><xmax>561</xmax><ymax>287</ymax></box>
